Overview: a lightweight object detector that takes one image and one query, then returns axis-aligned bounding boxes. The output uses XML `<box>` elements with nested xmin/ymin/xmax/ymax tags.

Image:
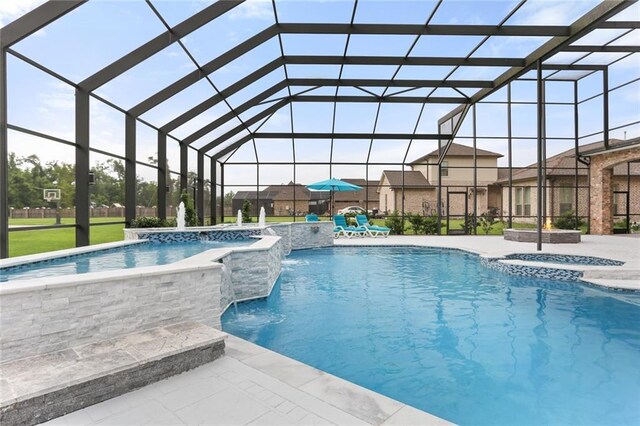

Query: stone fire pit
<box><xmin>503</xmin><ymin>228</ymin><xmax>581</xmax><ymax>243</ymax></box>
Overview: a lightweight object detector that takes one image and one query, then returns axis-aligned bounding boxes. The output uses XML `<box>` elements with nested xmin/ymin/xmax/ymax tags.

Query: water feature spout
<box><xmin>259</xmin><ymin>206</ymin><xmax>266</xmax><ymax>227</ymax></box>
<box><xmin>176</xmin><ymin>202</ymin><xmax>186</xmax><ymax>230</ymax></box>
<box><xmin>237</xmin><ymin>210</ymin><xmax>242</xmax><ymax>227</ymax></box>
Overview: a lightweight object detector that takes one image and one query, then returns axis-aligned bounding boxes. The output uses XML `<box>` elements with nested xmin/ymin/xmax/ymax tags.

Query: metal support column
<box><xmin>536</xmin><ymin>60</ymin><xmax>543</xmax><ymax>251</ymax></box>
<box><xmin>436</xmin><ymin>162</ymin><xmax>442</xmax><ymax>235</ymax></box>
<box><xmin>197</xmin><ymin>152</ymin><xmax>204</xmax><ymax>226</ymax></box>
<box><xmin>180</xmin><ymin>143</ymin><xmax>188</xmax><ymax>193</ymax></box>
<box><xmin>574</xmin><ymin>82</ymin><xmax>580</xmax><ymax>229</ymax></box>
<box><xmin>603</xmin><ymin>67</ymin><xmax>609</xmax><ymax>149</ymax></box>
<box><xmin>75</xmin><ymin>88</ymin><xmax>90</xmax><ymax>247</ymax></box>
<box><xmin>220</xmin><ymin>163</ymin><xmax>225</xmax><ymax>223</ymax></box>
<box><xmin>125</xmin><ymin>115</ymin><xmax>136</xmax><ymax>227</ymax></box>
<box><xmin>157</xmin><ymin>131</ymin><xmax>167</xmax><ymax>221</ymax></box>
<box><xmin>0</xmin><ymin>49</ymin><xmax>8</xmax><ymax>258</ymax></box>
<box><xmin>507</xmin><ymin>83</ymin><xmax>513</xmax><ymax>228</ymax></box>
<box><xmin>472</xmin><ymin>104</ymin><xmax>477</xmax><ymax>235</ymax></box>
<box><xmin>401</xmin><ymin>167</ymin><xmax>405</xmax><ymax>235</ymax></box>
<box><xmin>541</xmin><ymin>80</ymin><xmax>547</xmax><ymax>224</ymax></box>
<box><xmin>211</xmin><ymin>157</ymin><xmax>217</xmax><ymax>225</ymax></box>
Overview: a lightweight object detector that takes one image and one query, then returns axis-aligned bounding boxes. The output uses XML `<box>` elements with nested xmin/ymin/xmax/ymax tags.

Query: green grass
<box><xmin>9</xmin><ymin>217</ymin><xmax>124</xmax><ymax>226</ymax></box>
<box><xmin>7</xmin><ymin>215</ymin><xmax>588</xmax><ymax>258</ymax></box>
<box><xmin>9</xmin><ymin>219</ymin><xmax>125</xmax><ymax>257</ymax></box>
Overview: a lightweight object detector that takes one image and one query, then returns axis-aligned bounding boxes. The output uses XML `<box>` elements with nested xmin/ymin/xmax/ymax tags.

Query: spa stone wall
<box><xmin>267</xmin><ymin>222</ymin><xmax>334</xmax><ymax>252</ymax></box>
<box><xmin>220</xmin><ymin>238</ymin><xmax>283</xmax><ymax>304</ymax></box>
<box><xmin>0</xmin><ymin>266</ymin><xmax>223</xmax><ymax>363</ymax></box>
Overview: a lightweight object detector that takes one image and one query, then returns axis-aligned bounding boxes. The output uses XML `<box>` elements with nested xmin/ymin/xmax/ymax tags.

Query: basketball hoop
<box><xmin>44</xmin><ymin>189</ymin><xmax>61</xmax><ymax>203</ymax></box>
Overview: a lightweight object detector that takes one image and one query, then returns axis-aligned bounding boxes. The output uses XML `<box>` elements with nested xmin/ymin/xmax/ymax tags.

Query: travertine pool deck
<box><xmin>43</xmin><ymin>335</ymin><xmax>449</xmax><ymax>426</ymax></box>
<box><xmin>335</xmin><ymin>234</ymin><xmax>640</xmax><ymax>290</ymax></box>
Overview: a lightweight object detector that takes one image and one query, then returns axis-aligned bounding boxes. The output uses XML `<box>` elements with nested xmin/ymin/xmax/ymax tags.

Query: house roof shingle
<box><xmin>410</xmin><ymin>142</ymin><xmax>502</xmax><ymax>164</ymax></box>
<box><xmin>380</xmin><ymin>170</ymin><xmax>431</xmax><ymax>188</ymax></box>
<box><xmin>498</xmin><ymin>138</ymin><xmax>640</xmax><ymax>183</ymax></box>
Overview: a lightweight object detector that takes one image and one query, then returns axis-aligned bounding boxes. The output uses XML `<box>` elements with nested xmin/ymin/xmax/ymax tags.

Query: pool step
<box><xmin>0</xmin><ymin>322</ymin><xmax>226</xmax><ymax>426</ymax></box>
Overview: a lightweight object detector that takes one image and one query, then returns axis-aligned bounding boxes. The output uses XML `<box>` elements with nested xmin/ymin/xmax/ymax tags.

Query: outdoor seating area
<box><xmin>332</xmin><ymin>214</ymin><xmax>390</xmax><ymax>238</ymax></box>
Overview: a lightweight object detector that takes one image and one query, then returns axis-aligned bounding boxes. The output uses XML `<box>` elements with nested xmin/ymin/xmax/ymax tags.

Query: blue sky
<box><xmin>2</xmin><ymin>0</ymin><xmax>639</xmax><ymax>189</ymax></box>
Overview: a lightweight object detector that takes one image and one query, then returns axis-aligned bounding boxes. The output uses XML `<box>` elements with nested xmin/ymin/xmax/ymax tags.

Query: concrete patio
<box><xmin>43</xmin><ymin>335</ymin><xmax>448</xmax><ymax>426</ymax></box>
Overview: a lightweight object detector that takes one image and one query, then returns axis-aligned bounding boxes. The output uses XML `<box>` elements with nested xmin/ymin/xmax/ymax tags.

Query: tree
<box><xmin>242</xmin><ymin>199</ymin><xmax>252</xmax><ymax>223</ymax></box>
<box><xmin>180</xmin><ymin>191</ymin><xmax>198</xmax><ymax>226</ymax></box>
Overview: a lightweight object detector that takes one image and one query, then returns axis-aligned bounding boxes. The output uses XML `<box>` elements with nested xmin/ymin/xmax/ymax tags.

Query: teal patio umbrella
<box><xmin>306</xmin><ymin>178</ymin><xmax>362</xmax><ymax>216</ymax></box>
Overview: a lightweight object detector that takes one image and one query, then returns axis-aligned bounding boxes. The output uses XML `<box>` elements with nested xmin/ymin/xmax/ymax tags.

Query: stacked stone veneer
<box><xmin>220</xmin><ymin>238</ymin><xmax>283</xmax><ymax>305</ymax></box>
<box><xmin>267</xmin><ymin>222</ymin><xmax>334</xmax><ymax>252</ymax></box>
<box><xmin>0</xmin><ymin>266</ymin><xmax>223</xmax><ymax>363</ymax></box>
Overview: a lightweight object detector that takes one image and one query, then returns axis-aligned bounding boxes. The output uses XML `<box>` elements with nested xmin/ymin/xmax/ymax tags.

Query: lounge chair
<box><xmin>305</xmin><ymin>213</ymin><xmax>319</xmax><ymax>222</ymax></box>
<box><xmin>333</xmin><ymin>215</ymin><xmax>367</xmax><ymax>238</ymax></box>
<box><xmin>356</xmin><ymin>214</ymin><xmax>390</xmax><ymax>237</ymax></box>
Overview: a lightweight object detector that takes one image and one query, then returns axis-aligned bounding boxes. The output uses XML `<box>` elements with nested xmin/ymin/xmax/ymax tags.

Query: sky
<box><xmin>2</xmin><ymin>0</ymin><xmax>639</xmax><ymax>190</ymax></box>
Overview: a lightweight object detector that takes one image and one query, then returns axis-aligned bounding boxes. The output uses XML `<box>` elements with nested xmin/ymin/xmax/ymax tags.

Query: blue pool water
<box><xmin>0</xmin><ymin>240</ymin><xmax>251</xmax><ymax>282</ymax></box>
<box><xmin>222</xmin><ymin>247</ymin><xmax>640</xmax><ymax>425</ymax></box>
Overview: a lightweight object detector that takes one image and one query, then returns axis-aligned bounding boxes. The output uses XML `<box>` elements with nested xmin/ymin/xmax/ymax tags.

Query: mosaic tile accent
<box><xmin>504</xmin><ymin>253</ymin><xmax>623</xmax><ymax>266</ymax></box>
<box><xmin>138</xmin><ymin>230</ymin><xmax>261</xmax><ymax>243</ymax></box>
<box><xmin>481</xmin><ymin>258</ymin><xmax>583</xmax><ymax>282</ymax></box>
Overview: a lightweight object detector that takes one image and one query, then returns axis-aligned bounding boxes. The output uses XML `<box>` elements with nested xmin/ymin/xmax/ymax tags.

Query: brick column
<box><xmin>590</xmin><ymin>164</ymin><xmax>613</xmax><ymax>234</ymax></box>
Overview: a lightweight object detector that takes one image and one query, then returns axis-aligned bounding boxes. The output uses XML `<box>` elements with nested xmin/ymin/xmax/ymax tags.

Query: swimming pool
<box><xmin>222</xmin><ymin>246</ymin><xmax>640</xmax><ymax>425</ymax></box>
<box><xmin>0</xmin><ymin>239</ymin><xmax>251</xmax><ymax>282</ymax></box>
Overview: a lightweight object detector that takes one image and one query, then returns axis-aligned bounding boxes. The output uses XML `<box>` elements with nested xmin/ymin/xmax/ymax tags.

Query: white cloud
<box><xmin>228</xmin><ymin>0</ymin><xmax>273</xmax><ymax>21</ymax></box>
<box><xmin>0</xmin><ymin>0</ymin><xmax>47</xmax><ymax>27</ymax></box>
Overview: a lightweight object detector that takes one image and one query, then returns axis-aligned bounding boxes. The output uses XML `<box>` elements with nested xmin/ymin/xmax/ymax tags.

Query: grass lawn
<box><xmin>8</xmin><ymin>218</ymin><xmax>126</xmax><ymax>257</ymax></box>
<box><xmin>7</xmin><ymin>215</ymin><xmax>587</xmax><ymax>258</ymax></box>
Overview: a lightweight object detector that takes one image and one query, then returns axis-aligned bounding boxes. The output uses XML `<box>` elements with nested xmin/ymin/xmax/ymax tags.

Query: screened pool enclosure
<box><xmin>1</xmin><ymin>0</ymin><xmax>639</xmax><ymax>257</ymax></box>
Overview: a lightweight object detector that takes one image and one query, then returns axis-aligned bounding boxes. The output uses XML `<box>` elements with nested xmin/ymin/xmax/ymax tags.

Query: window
<box><xmin>559</xmin><ymin>187</ymin><xmax>572</xmax><ymax>214</ymax></box>
<box><xmin>441</xmin><ymin>161</ymin><xmax>449</xmax><ymax>177</ymax></box>
<box><xmin>516</xmin><ymin>187</ymin><xmax>531</xmax><ymax>216</ymax></box>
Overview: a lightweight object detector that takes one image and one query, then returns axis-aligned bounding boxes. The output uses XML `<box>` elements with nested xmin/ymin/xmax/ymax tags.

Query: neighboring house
<box><xmin>333</xmin><ymin>179</ymin><xmax>380</xmax><ymax>212</ymax></box>
<box><xmin>378</xmin><ymin>143</ymin><xmax>503</xmax><ymax>216</ymax></box>
<box><xmin>272</xmin><ymin>182</ymin><xmax>311</xmax><ymax>216</ymax></box>
<box><xmin>231</xmin><ymin>188</ymin><xmax>279</xmax><ymax>216</ymax></box>
<box><xmin>378</xmin><ymin>170</ymin><xmax>433</xmax><ymax>215</ymax></box>
<box><xmin>231</xmin><ymin>180</ymin><xmax>379</xmax><ymax>216</ymax></box>
<box><xmin>497</xmin><ymin>139</ymin><xmax>640</xmax><ymax>224</ymax></box>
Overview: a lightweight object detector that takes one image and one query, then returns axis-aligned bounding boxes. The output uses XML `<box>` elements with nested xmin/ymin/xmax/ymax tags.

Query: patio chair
<box><xmin>333</xmin><ymin>215</ymin><xmax>367</xmax><ymax>238</ymax></box>
<box><xmin>356</xmin><ymin>214</ymin><xmax>390</xmax><ymax>238</ymax></box>
<box><xmin>305</xmin><ymin>213</ymin><xmax>320</xmax><ymax>222</ymax></box>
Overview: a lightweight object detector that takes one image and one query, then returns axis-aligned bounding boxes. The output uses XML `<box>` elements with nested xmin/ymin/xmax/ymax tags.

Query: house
<box><xmin>497</xmin><ymin>138</ymin><xmax>640</xmax><ymax>226</ymax></box>
<box><xmin>378</xmin><ymin>143</ymin><xmax>503</xmax><ymax>215</ymax></box>
<box><xmin>272</xmin><ymin>182</ymin><xmax>312</xmax><ymax>216</ymax></box>
<box><xmin>333</xmin><ymin>179</ymin><xmax>380</xmax><ymax>212</ymax></box>
<box><xmin>378</xmin><ymin>170</ymin><xmax>433</xmax><ymax>214</ymax></box>
<box><xmin>232</xmin><ymin>179</ymin><xmax>379</xmax><ymax>217</ymax></box>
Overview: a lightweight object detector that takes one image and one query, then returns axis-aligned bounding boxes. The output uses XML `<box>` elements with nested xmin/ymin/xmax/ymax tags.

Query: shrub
<box><xmin>242</xmin><ymin>199</ymin><xmax>252</xmax><ymax>223</ymax></box>
<box><xmin>478</xmin><ymin>208</ymin><xmax>500</xmax><ymax>235</ymax></box>
<box><xmin>407</xmin><ymin>214</ymin><xmax>424</xmax><ymax>234</ymax></box>
<box><xmin>553</xmin><ymin>210</ymin><xmax>584</xmax><ymax>230</ymax></box>
<box><xmin>131</xmin><ymin>216</ymin><xmax>170</xmax><ymax>228</ymax></box>
<box><xmin>422</xmin><ymin>214</ymin><xmax>440</xmax><ymax>235</ymax></box>
<box><xmin>180</xmin><ymin>191</ymin><xmax>198</xmax><ymax>226</ymax></box>
<box><xmin>460</xmin><ymin>213</ymin><xmax>476</xmax><ymax>234</ymax></box>
<box><xmin>384</xmin><ymin>211</ymin><xmax>404</xmax><ymax>235</ymax></box>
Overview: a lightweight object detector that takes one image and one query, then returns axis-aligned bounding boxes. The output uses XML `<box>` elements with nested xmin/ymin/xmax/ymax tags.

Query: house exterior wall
<box><xmin>412</xmin><ymin>157</ymin><xmax>498</xmax><ymax>185</ymax></box>
<box><xmin>499</xmin><ymin>174</ymin><xmax>639</xmax><ymax>225</ymax></box>
<box><xmin>590</xmin><ymin>147</ymin><xmax>640</xmax><ymax>234</ymax></box>
<box><xmin>378</xmin><ymin>175</ymin><xmax>395</xmax><ymax>213</ymax></box>
<box><xmin>273</xmin><ymin>200</ymin><xmax>310</xmax><ymax>216</ymax></box>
